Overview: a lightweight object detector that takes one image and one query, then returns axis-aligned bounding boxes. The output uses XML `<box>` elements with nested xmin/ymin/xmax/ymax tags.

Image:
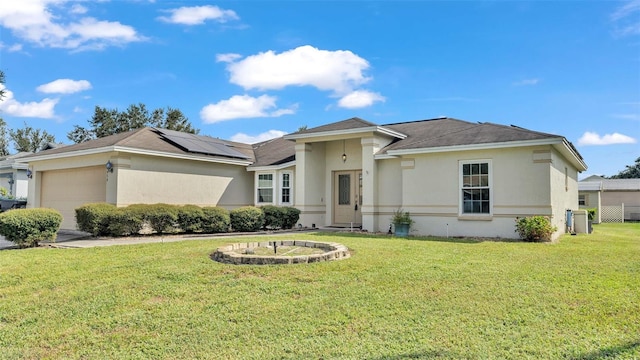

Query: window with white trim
<box><xmin>257</xmin><ymin>173</ymin><xmax>273</xmax><ymax>203</ymax></box>
<box><xmin>281</xmin><ymin>172</ymin><xmax>292</xmax><ymax>204</ymax></box>
<box><xmin>461</xmin><ymin>161</ymin><xmax>491</xmax><ymax>215</ymax></box>
<box><xmin>578</xmin><ymin>194</ymin><xmax>586</xmax><ymax>206</ymax></box>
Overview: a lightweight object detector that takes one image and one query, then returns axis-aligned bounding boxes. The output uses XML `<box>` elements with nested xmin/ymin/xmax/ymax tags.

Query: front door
<box><xmin>333</xmin><ymin>170</ymin><xmax>362</xmax><ymax>226</ymax></box>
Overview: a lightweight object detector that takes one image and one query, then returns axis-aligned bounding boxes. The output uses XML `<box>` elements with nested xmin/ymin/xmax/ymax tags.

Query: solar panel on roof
<box><xmin>155</xmin><ymin>128</ymin><xmax>250</xmax><ymax>159</ymax></box>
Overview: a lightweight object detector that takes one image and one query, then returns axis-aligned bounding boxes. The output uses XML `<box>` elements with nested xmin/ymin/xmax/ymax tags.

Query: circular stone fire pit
<box><xmin>211</xmin><ymin>240</ymin><xmax>350</xmax><ymax>265</ymax></box>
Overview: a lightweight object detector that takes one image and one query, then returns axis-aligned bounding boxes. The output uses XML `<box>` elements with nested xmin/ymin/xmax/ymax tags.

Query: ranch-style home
<box><xmin>20</xmin><ymin>117</ymin><xmax>587</xmax><ymax>240</ymax></box>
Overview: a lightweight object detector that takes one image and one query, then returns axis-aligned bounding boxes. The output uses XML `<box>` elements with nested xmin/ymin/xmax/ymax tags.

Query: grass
<box><xmin>0</xmin><ymin>223</ymin><xmax>638</xmax><ymax>359</ymax></box>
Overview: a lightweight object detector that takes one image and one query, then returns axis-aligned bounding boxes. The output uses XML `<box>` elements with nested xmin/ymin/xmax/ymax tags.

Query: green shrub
<box><xmin>177</xmin><ymin>205</ymin><xmax>206</xmax><ymax>233</ymax></box>
<box><xmin>515</xmin><ymin>216</ymin><xmax>557</xmax><ymax>242</ymax></box>
<box><xmin>142</xmin><ymin>204</ymin><xmax>179</xmax><ymax>234</ymax></box>
<box><xmin>0</xmin><ymin>187</ymin><xmax>8</xmax><ymax>197</ymax></box>
<box><xmin>587</xmin><ymin>208</ymin><xmax>597</xmax><ymax>221</ymax></box>
<box><xmin>230</xmin><ymin>206</ymin><xmax>264</xmax><ymax>232</ymax></box>
<box><xmin>75</xmin><ymin>203</ymin><xmax>117</xmax><ymax>236</ymax></box>
<box><xmin>282</xmin><ymin>206</ymin><xmax>301</xmax><ymax>229</ymax></box>
<box><xmin>105</xmin><ymin>208</ymin><xmax>144</xmax><ymax>237</ymax></box>
<box><xmin>0</xmin><ymin>208</ymin><xmax>63</xmax><ymax>247</ymax></box>
<box><xmin>201</xmin><ymin>207</ymin><xmax>230</xmax><ymax>233</ymax></box>
<box><xmin>261</xmin><ymin>205</ymin><xmax>286</xmax><ymax>229</ymax></box>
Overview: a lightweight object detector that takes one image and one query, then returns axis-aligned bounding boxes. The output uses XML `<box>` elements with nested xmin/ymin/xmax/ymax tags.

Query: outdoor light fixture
<box><xmin>26</xmin><ymin>169</ymin><xmax>32</xmax><ymax>179</ymax></box>
<box><xmin>342</xmin><ymin>140</ymin><xmax>347</xmax><ymax>163</ymax></box>
<box><xmin>106</xmin><ymin>160</ymin><xmax>114</xmax><ymax>173</ymax></box>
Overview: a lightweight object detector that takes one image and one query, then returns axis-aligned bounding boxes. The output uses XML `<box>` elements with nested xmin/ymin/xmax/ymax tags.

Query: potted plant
<box><xmin>391</xmin><ymin>209</ymin><xmax>414</xmax><ymax>237</ymax></box>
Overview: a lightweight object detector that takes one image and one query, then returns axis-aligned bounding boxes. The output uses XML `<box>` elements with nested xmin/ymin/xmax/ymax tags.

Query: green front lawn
<box><xmin>1</xmin><ymin>223</ymin><xmax>638</xmax><ymax>359</ymax></box>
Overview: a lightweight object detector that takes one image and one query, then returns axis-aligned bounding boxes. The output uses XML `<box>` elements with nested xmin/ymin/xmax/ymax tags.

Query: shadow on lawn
<box><xmin>311</xmin><ymin>231</ymin><xmax>517</xmax><ymax>244</ymax></box>
<box><xmin>570</xmin><ymin>340</ymin><xmax>640</xmax><ymax>360</ymax></box>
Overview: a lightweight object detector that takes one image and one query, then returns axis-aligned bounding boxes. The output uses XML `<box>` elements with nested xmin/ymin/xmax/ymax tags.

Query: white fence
<box><xmin>601</xmin><ymin>204</ymin><xmax>624</xmax><ymax>223</ymax></box>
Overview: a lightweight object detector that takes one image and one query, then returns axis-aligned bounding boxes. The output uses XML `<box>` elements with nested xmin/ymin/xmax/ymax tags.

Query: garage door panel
<box><xmin>40</xmin><ymin>167</ymin><xmax>106</xmax><ymax>229</ymax></box>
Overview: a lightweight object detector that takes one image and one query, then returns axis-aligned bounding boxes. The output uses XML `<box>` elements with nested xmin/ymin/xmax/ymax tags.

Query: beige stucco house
<box><xmin>579</xmin><ymin>176</ymin><xmax>640</xmax><ymax>222</ymax></box>
<box><xmin>0</xmin><ymin>152</ymin><xmax>31</xmax><ymax>199</ymax></box>
<box><xmin>20</xmin><ymin>117</ymin><xmax>587</xmax><ymax>239</ymax></box>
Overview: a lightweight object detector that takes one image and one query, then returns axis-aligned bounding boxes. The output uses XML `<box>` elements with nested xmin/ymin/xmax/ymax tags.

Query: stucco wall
<box><xmin>295</xmin><ymin>142</ymin><xmax>327</xmax><ymax>227</ymax></box>
<box><xmin>374</xmin><ymin>145</ymin><xmax>569</xmax><ymax>239</ymax></box>
<box><xmin>115</xmin><ymin>154</ymin><xmax>253</xmax><ymax>208</ymax></box>
<box><xmin>549</xmin><ymin>148</ymin><xmax>579</xmax><ymax>238</ymax></box>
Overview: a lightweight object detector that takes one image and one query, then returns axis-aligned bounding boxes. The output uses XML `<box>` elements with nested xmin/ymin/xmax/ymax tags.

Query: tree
<box><xmin>10</xmin><ymin>123</ymin><xmax>56</xmax><ymax>153</ymax></box>
<box><xmin>0</xmin><ymin>118</ymin><xmax>10</xmax><ymax>157</ymax></box>
<box><xmin>68</xmin><ymin>103</ymin><xmax>199</xmax><ymax>143</ymax></box>
<box><xmin>609</xmin><ymin>157</ymin><xmax>640</xmax><ymax>179</ymax></box>
<box><xmin>151</xmin><ymin>107</ymin><xmax>199</xmax><ymax>134</ymax></box>
<box><xmin>0</xmin><ymin>70</ymin><xmax>5</xmax><ymax>100</ymax></box>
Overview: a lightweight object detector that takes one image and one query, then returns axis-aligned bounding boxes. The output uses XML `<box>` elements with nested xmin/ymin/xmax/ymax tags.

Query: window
<box><xmin>578</xmin><ymin>194</ymin><xmax>586</xmax><ymax>206</ymax></box>
<box><xmin>257</xmin><ymin>173</ymin><xmax>273</xmax><ymax>203</ymax></box>
<box><xmin>281</xmin><ymin>172</ymin><xmax>292</xmax><ymax>204</ymax></box>
<box><xmin>461</xmin><ymin>161</ymin><xmax>491</xmax><ymax>215</ymax></box>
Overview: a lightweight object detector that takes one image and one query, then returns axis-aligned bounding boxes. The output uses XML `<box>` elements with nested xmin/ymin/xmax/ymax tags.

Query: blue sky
<box><xmin>0</xmin><ymin>0</ymin><xmax>638</xmax><ymax>178</ymax></box>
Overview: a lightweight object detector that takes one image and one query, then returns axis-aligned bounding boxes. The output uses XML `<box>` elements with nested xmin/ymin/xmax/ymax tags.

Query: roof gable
<box><xmin>294</xmin><ymin>117</ymin><xmax>377</xmax><ymax>135</ymax></box>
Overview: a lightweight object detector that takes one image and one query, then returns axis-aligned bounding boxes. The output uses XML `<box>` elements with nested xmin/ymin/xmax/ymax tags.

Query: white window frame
<box><xmin>578</xmin><ymin>194</ymin><xmax>586</xmax><ymax>206</ymax></box>
<box><xmin>279</xmin><ymin>171</ymin><xmax>293</xmax><ymax>205</ymax></box>
<box><xmin>256</xmin><ymin>172</ymin><xmax>274</xmax><ymax>204</ymax></box>
<box><xmin>459</xmin><ymin>159</ymin><xmax>493</xmax><ymax>217</ymax></box>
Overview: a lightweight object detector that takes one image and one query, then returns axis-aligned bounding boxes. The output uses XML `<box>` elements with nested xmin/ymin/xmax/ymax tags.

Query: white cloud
<box><xmin>611</xmin><ymin>113</ymin><xmax>640</xmax><ymax>121</ymax></box>
<box><xmin>222</xmin><ymin>45</ymin><xmax>372</xmax><ymax>94</ymax></box>
<box><xmin>216</xmin><ymin>53</ymin><xmax>242</xmax><ymax>63</ymax></box>
<box><xmin>70</xmin><ymin>4</ymin><xmax>88</xmax><ymax>15</ymax></box>
<box><xmin>338</xmin><ymin>90</ymin><xmax>385</xmax><ymax>109</ymax></box>
<box><xmin>37</xmin><ymin>79</ymin><xmax>92</xmax><ymax>94</ymax></box>
<box><xmin>158</xmin><ymin>5</ymin><xmax>238</xmax><ymax>25</ymax></box>
<box><xmin>200</xmin><ymin>94</ymin><xmax>296</xmax><ymax>123</ymax></box>
<box><xmin>577</xmin><ymin>131</ymin><xmax>637</xmax><ymax>146</ymax></box>
<box><xmin>0</xmin><ymin>85</ymin><xmax>58</xmax><ymax>118</ymax></box>
<box><xmin>611</xmin><ymin>0</ymin><xmax>640</xmax><ymax>36</ymax></box>
<box><xmin>513</xmin><ymin>78</ymin><xmax>540</xmax><ymax>86</ymax></box>
<box><xmin>0</xmin><ymin>0</ymin><xmax>145</xmax><ymax>50</ymax></box>
<box><xmin>230</xmin><ymin>130</ymin><xmax>287</xmax><ymax>144</ymax></box>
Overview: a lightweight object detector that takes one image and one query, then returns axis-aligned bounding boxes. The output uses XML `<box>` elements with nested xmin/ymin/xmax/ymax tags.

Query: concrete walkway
<box><xmin>0</xmin><ymin>228</ymin><xmax>325</xmax><ymax>250</ymax></box>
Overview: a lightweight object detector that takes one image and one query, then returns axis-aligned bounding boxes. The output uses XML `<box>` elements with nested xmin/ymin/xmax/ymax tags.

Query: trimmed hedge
<box><xmin>0</xmin><ymin>208</ymin><xmax>63</xmax><ymax>247</ymax></box>
<box><xmin>262</xmin><ymin>205</ymin><xmax>301</xmax><ymax>229</ymax></box>
<box><xmin>230</xmin><ymin>206</ymin><xmax>264</xmax><ymax>232</ymax></box>
<box><xmin>75</xmin><ymin>203</ymin><xmax>117</xmax><ymax>236</ymax></box>
<box><xmin>282</xmin><ymin>206</ymin><xmax>301</xmax><ymax>229</ymax></box>
<box><xmin>201</xmin><ymin>207</ymin><xmax>230</xmax><ymax>233</ymax></box>
<box><xmin>144</xmin><ymin>203</ymin><xmax>179</xmax><ymax>234</ymax></box>
<box><xmin>177</xmin><ymin>205</ymin><xmax>206</xmax><ymax>233</ymax></box>
<box><xmin>262</xmin><ymin>205</ymin><xmax>286</xmax><ymax>229</ymax></box>
<box><xmin>105</xmin><ymin>208</ymin><xmax>144</xmax><ymax>237</ymax></box>
<box><xmin>72</xmin><ymin>203</ymin><xmax>301</xmax><ymax>237</ymax></box>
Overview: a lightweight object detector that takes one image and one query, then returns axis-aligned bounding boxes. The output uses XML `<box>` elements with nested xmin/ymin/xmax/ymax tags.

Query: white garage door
<box><xmin>40</xmin><ymin>166</ymin><xmax>106</xmax><ymax>229</ymax></box>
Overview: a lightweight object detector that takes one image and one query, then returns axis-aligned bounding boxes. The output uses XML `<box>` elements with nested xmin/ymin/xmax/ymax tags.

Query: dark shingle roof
<box><xmin>292</xmin><ymin>117</ymin><xmax>377</xmax><ymax>135</ymax></box>
<box><xmin>251</xmin><ymin>137</ymin><xmax>296</xmax><ymax>167</ymax></box>
<box><xmin>380</xmin><ymin>118</ymin><xmax>560</xmax><ymax>153</ymax></box>
<box><xmin>20</xmin><ymin>127</ymin><xmax>255</xmax><ymax>162</ymax></box>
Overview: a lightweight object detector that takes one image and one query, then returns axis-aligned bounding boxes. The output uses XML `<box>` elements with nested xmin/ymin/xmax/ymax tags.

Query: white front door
<box><xmin>333</xmin><ymin>170</ymin><xmax>362</xmax><ymax>226</ymax></box>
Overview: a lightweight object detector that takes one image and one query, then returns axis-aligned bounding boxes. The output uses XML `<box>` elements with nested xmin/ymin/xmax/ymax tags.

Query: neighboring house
<box><xmin>20</xmin><ymin>117</ymin><xmax>587</xmax><ymax>240</ymax></box>
<box><xmin>0</xmin><ymin>152</ymin><xmax>31</xmax><ymax>199</ymax></box>
<box><xmin>579</xmin><ymin>176</ymin><xmax>640</xmax><ymax>222</ymax></box>
<box><xmin>0</xmin><ymin>143</ymin><xmax>65</xmax><ymax>200</ymax></box>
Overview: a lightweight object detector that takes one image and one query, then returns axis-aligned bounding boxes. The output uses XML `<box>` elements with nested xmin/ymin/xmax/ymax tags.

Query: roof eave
<box><xmin>284</xmin><ymin>126</ymin><xmax>406</xmax><ymax>141</ymax></box>
<box><xmin>16</xmin><ymin>146</ymin><xmax>254</xmax><ymax>167</ymax></box>
<box><xmin>384</xmin><ymin>138</ymin><xmax>588</xmax><ymax>171</ymax></box>
<box><xmin>247</xmin><ymin>160</ymin><xmax>296</xmax><ymax>172</ymax></box>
